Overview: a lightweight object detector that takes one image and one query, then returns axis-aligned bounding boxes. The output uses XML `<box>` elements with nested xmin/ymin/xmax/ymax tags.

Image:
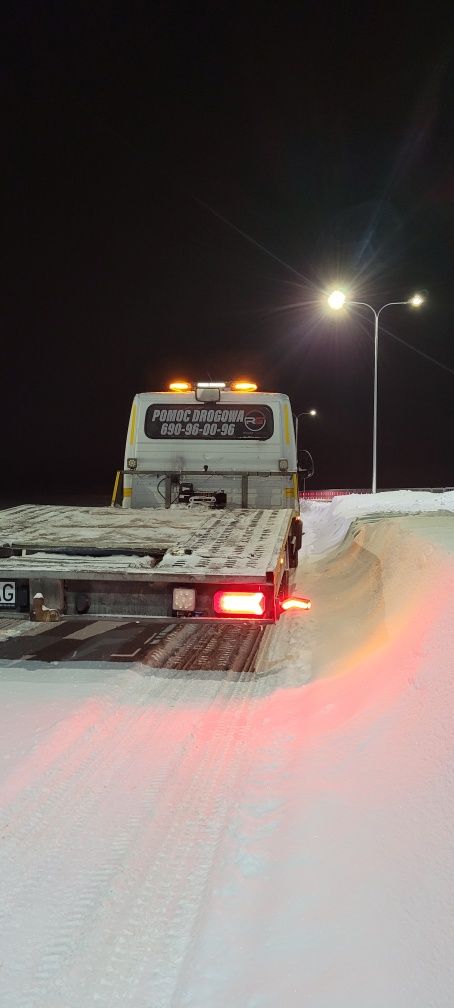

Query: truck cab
<box><xmin>120</xmin><ymin>380</ymin><xmax>300</xmax><ymax>513</ymax></box>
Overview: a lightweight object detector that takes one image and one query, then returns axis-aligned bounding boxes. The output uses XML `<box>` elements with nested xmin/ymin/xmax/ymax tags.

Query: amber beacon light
<box><xmin>280</xmin><ymin>596</ymin><xmax>312</xmax><ymax>611</ymax></box>
<box><xmin>231</xmin><ymin>380</ymin><xmax>258</xmax><ymax>392</ymax></box>
<box><xmin>169</xmin><ymin>381</ymin><xmax>192</xmax><ymax>392</ymax></box>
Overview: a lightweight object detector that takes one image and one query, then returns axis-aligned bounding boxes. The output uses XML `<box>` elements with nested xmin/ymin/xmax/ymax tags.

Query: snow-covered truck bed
<box><xmin>0</xmin><ymin>505</ymin><xmax>297</xmax><ymax>622</ymax></box>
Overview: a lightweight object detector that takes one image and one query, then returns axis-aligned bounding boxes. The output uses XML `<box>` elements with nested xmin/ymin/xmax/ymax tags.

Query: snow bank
<box><xmin>300</xmin><ymin>489</ymin><xmax>454</xmax><ymax>558</ymax></box>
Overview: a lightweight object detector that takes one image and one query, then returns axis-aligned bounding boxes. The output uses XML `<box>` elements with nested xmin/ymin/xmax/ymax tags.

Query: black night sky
<box><xmin>4</xmin><ymin>3</ymin><xmax>454</xmax><ymax>499</ymax></box>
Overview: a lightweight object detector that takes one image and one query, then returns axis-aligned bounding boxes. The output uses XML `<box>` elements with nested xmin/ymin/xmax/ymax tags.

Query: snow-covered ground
<box><xmin>1</xmin><ymin>491</ymin><xmax>454</xmax><ymax>1007</ymax></box>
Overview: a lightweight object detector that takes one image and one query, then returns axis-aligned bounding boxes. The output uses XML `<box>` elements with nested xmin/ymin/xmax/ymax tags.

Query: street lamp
<box><xmin>294</xmin><ymin>410</ymin><xmax>317</xmax><ymax>493</ymax></box>
<box><xmin>327</xmin><ymin>290</ymin><xmax>346</xmax><ymax>311</ymax></box>
<box><xmin>327</xmin><ymin>290</ymin><xmax>425</xmax><ymax>493</ymax></box>
<box><xmin>294</xmin><ymin>409</ymin><xmax>317</xmax><ymax>446</ymax></box>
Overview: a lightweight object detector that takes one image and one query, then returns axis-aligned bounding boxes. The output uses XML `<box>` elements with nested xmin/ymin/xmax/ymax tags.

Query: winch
<box><xmin>177</xmin><ymin>482</ymin><xmax>227</xmax><ymax>508</ymax></box>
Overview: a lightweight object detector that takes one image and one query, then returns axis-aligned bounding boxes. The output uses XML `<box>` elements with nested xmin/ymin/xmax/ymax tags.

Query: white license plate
<box><xmin>0</xmin><ymin>582</ymin><xmax>15</xmax><ymax>605</ymax></box>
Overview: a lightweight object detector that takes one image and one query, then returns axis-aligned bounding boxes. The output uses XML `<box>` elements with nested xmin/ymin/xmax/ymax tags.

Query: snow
<box><xmin>300</xmin><ymin>489</ymin><xmax>454</xmax><ymax>558</ymax></box>
<box><xmin>0</xmin><ymin>504</ymin><xmax>291</xmax><ymax>578</ymax></box>
<box><xmin>0</xmin><ymin>550</ymin><xmax>157</xmax><ymax>575</ymax></box>
<box><xmin>1</xmin><ymin>490</ymin><xmax>454</xmax><ymax>1006</ymax></box>
<box><xmin>0</xmin><ymin>503</ymin><xmax>218</xmax><ymax>549</ymax></box>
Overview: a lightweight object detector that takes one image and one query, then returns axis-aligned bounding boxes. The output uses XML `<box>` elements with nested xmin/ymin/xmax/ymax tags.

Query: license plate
<box><xmin>0</xmin><ymin>582</ymin><xmax>15</xmax><ymax>605</ymax></box>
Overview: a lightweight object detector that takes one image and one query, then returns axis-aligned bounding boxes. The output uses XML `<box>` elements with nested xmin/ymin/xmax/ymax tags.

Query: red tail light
<box><xmin>280</xmin><ymin>596</ymin><xmax>311</xmax><ymax>611</ymax></box>
<box><xmin>213</xmin><ymin>591</ymin><xmax>266</xmax><ymax>616</ymax></box>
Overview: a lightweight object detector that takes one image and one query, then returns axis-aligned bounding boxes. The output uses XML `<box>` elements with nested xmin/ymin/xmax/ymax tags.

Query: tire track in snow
<box><xmin>0</xmin><ymin>667</ymin><xmax>261</xmax><ymax>1007</ymax></box>
<box><xmin>0</xmin><ymin>670</ymin><xmax>210</xmax><ymax>1002</ymax></box>
<box><xmin>0</xmin><ymin>671</ymin><xmax>170</xmax><ymax>848</ymax></box>
<box><xmin>69</xmin><ymin>668</ymin><xmax>259</xmax><ymax>1007</ymax></box>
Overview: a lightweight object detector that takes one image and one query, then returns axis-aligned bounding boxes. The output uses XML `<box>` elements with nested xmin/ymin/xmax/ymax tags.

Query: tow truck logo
<box><xmin>244</xmin><ymin>408</ymin><xmax>266</xmax><ymax>433</ymax></box>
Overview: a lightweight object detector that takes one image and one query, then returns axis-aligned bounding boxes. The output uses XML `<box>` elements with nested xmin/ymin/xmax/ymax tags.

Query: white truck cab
<box><xmin>120</xmin><ymin>380</ymin><xmax>300</xmax><ymax>512</ymax></box>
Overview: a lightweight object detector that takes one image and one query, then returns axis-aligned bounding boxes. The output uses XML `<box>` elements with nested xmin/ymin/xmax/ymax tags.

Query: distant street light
<box><xmin>294</xmin><ymin>410</ymin><xmax>317</xmax><ymax>493</ymax></box>
<box><xmin>294</xmin><ymin>409</ymin><xmax>317</xmax><ymax>446</ymax></box>
<box><xmin>327</xmin><ymin>290</ymin><xmax>425</xmax><ymax>493</ymax></box>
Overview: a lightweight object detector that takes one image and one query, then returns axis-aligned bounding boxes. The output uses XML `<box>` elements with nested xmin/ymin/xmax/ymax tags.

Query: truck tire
<box><xmin>288</xmin><ymin>516</ymin><xmax>302</xmax><ymax>568</ymax></box>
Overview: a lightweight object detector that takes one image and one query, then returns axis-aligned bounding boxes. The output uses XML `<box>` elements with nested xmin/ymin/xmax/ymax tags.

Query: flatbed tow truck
<box><xmin>0</xmin><ymin>381</ymin><xmax>310</xmax><ymax>626</ymax></box>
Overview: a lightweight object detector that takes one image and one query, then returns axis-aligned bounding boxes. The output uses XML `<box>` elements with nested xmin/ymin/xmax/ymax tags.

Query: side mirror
<box><xmin>298</xmin><ymin>449</ymin><xmax>314</xmax><ymax>479</ymax></box>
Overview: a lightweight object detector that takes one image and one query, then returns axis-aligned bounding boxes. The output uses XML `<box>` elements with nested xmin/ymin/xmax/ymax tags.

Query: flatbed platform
<box><xmin>0</xmin><ymin>505</ymin><xmax>293</xmax><ymax>582</ymax></box>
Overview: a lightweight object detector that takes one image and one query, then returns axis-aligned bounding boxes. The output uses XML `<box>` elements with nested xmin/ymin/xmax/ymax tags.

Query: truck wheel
<box><xmin>288</xmin><ymin>517</ymin><xmax>302</xmax><ymax>568</ymax></box>
<box><xmin>288</xmin><ymin>536</ymin><xmax>298</xmax><ymax>569</ymax></box>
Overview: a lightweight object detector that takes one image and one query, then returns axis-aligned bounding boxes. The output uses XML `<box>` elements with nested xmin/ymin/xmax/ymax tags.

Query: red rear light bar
<box><xmin>213</xmin><ymin>591</ymin><xmax>266</xmax><ymax>617</ymax></box>
<box><xmin>212</xmin><ymin>590</ymin><xmax>311</xmax><ymax>619</ymax></box>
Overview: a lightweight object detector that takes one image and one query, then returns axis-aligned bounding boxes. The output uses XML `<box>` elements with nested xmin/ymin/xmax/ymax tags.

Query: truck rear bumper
<box><xmin>0</xmin><ymin>575</ymin><xmax>284</xmax><ymax>624</ymax></box>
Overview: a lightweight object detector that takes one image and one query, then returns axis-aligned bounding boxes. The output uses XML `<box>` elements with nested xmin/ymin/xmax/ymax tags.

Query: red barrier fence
<box><xmin>300</xmin><ymin>489</ymin><xmax>371</xmax><ymax>501</ymax></box>
<box><xmin>300</xmin><ymin>487</ymin><xmax>454</xmax><ymax>500</ymax></box>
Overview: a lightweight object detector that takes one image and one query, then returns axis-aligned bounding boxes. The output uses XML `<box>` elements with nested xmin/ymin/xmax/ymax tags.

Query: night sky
<box><xmin>4</xmin><ymin>4</ymin><xmax>454</xmax><ymax>497</ymax></box>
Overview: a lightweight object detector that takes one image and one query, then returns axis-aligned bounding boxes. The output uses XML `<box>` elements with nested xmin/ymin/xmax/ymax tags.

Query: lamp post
<box><xmin>327</xmin><ymin>291</ymin><xmax>424</xmax><ymax>493</ymax></box>
<box><xmin>294</xmin><ymin>409</ymin><xmax>317</xmax><ymax>448</ymax></box>
<box><xmin>294</xmin><ymin>411</ymin><xmax>317</xmax><ymax>494</ymax></box>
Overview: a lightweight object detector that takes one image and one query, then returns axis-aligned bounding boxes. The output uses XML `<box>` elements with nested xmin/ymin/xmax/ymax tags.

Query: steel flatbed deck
<box><xmin>0</xmin><ymin>504</ymin><xmax>292</xmax><ymax>581</ymax></box>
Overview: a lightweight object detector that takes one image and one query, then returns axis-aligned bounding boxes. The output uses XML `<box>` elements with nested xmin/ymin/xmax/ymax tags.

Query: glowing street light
<box><xmin>327</xmin><ymin>289</ymin><xmax>346</xmax><ymax>311</ymax></box>
<box><xmin>294</xmin><ymin>409</ymin><xmax>317</xmax><ymax>444</ymax></box>
<box><xmin>327</xmin><ymin>290</ymin><xmax>425</xmax><ymax>493</ymax></box>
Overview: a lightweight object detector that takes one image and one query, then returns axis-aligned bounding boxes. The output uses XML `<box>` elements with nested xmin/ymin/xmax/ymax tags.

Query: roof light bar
<box><xmin>169</xmin><ymin>379</ymin><xmax>259</xmax><ymax>393</ymax></box>
<box><xmin>213</xmin><ymin>590</ymin><xmax>266</xmax><ymax>616</ymax></box>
